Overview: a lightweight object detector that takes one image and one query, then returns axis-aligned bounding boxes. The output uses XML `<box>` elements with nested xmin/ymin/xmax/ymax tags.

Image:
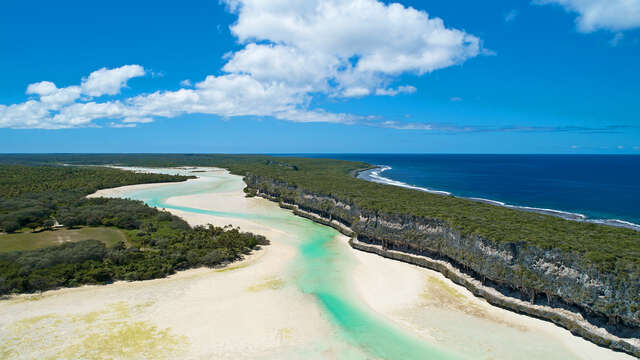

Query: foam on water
<box><xmin>359</xmin><ymin>166</ymin><xmax>640</xmax><ymax>231</ymax></box>
<box><xmin>365</xmin><ymin>166</ymin><xmax>452</xmax><ymax>196</ymax></box>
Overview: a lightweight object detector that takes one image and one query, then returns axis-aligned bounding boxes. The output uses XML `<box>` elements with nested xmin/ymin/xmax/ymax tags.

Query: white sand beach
<box><xmin>351</xmin><ymin>249</ymin><xmax>634</xmax><ymax>359</ymax></box>
<box><xmin>2</xmin><ymin>172</ymin><xmax>344</xmax><ymax>359</ymax></box>
<box><xmin>0</xmin><ymin>168</ymin><xmax>633</xmax><ymax>359</ymax></box>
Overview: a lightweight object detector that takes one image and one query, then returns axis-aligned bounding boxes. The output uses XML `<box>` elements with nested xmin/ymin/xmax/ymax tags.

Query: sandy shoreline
<box><xmin>2</xmin><ymin>171</ymin><xmax>343</xmax><ymax>359</ymax></box>
<box><xmin>1</xmin><ymin>168</ymin><xmax>634</xmax><ymax>359</ymax></box>
<box><xmin>88</xmin><ymin>180</ymin><xmax>183</xmax><ymax>199</ymax></box>
<box><xmin>157</xmin><ymin>169</ymin><xmax>635</xmax><ymax>359</ymax></box>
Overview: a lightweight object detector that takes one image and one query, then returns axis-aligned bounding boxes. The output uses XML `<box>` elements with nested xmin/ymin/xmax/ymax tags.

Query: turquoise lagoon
<box><xmin>115</xmin><ymin>168</ymin><xmax>625</xmax><ymax>360</ymax></box>
<box><xmin>120</xmin><ymin>168</ymin><xmax>455</xmax><ymax>359</ymax></box>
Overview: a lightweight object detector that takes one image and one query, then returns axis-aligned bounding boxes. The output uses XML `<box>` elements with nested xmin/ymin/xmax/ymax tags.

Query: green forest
<box><xmin>1</xmin><ymin>154</ymin><xmax>639</xmax><ymax>277</ymax></box>
<box><xmin>0</xmin><ymin>165</ymin><xmax>193</xmax><ymax>233</ymax></box>
<box><xmin>0</xmin><ymin>164</ymin><xmax>267</xmax><ymax>295</ymax></box>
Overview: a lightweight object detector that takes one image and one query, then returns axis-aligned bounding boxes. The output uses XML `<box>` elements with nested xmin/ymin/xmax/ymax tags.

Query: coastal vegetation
<box><xmin>0</xmin><ymin>223</ymin><xmax>268</xmax><ymax>295</ymax></box>
<box><xmin>0</xmin><ymin>164</ymin><xmax>267</xmax><ymax>295</ymax></box>
<box><xmin>0</xmin><ymin>165</ymin><xmax>193</xmax><ymax>233</ymax></box>
<box><xmin>1</xmin><ymin>154</ymin><xmax>637</xmax><ymax>273</ymax></box>
<box><xmin>1</xmin><ymin>155</ymin><xmax>638</xmax><ymax>336</ymax></box>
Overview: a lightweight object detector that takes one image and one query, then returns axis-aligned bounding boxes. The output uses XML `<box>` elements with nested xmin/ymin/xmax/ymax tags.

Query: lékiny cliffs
<box><xmin>240</xmin><ymin>162</ymin><xmax>640</xmax><ymax>357</ymax></box>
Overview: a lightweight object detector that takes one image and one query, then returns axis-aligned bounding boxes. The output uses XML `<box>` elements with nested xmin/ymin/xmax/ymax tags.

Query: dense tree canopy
<box><xmin>1</xmin><ymin>154</ymin><xmax>638</xmax><ymax>277</ymax></box>
<box><xmin>0</xmin><ymin>224</ymin><xmax>268</xmax><ymax>295</ymax></box>
<box><xmin>0</xmin><ymin>163</ymin><xmax>267</xmax><ymax>295</ymax></box>
<box><xmin>0</xmin><ymin>165</ymin><xmax>192</xmax><ymax>233</ymax></box>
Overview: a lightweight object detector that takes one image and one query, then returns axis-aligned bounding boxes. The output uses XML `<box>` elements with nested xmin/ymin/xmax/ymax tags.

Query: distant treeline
<box><xmin>0</xmin><ymin>164</ymin><xmax>267</xmax><ymax>295</ymax></box>
<box><xmin>0</xmin><ymin>165</ymin><xmax>192</xmax><ymax>233</ymax></box>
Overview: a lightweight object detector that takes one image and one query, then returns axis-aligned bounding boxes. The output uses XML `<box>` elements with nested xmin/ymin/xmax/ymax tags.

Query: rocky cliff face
<box><xmin>244</xmin><ymin>174</ymin><xmax>640</xmax><ymax>339</ymax></box>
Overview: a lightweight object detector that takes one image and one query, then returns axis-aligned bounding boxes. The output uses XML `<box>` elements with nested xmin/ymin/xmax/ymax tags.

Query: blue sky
<box><xmin>1</xmin><ymin>0</ymin><xmax>639</xmax><ymax>153</ymax></box>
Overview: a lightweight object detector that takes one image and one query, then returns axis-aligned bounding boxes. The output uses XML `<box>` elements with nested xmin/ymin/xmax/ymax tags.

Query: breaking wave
<box><xmin>358</xmin><ymin>165</ymin><xmax>640</xmax><ymax>232</ymax></box>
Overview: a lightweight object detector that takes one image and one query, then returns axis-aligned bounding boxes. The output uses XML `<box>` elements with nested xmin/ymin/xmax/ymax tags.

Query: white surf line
<box><xmin>359</xmin><ymin>166</ymin><xmax>640</xmax><ymax>231</ymax></box>
<box><xmin>364</xmin><ymin>165</ymin><xmax>452</xmax><ymax>196</ymax></box>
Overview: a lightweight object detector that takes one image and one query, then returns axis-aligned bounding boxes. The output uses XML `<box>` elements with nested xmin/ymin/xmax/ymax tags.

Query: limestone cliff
<box><xmin>244</xmin><ymin>174</ymin><xmax>640</xmax><ymax>356</ymax></box>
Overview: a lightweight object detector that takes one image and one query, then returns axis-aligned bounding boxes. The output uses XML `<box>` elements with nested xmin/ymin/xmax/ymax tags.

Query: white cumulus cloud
<box><xmin>109</xmin><ymin>122</ymin><xmax>137</xmax><ymax>128</ymax></box>
<box><xmin>343</xmin><ymin>87</ymin><xmax>372</xmax><ymax>98</ymax></box>
<box><xmin>224</xmin><ymin>0</ymin><xmax>481</xmax><ymax>96</ymax></box>
<box><xmin>0</xmin><ymin>1</ymin><xmax>484</xmax><ymax>129</ymax></box>
<box><xmin>81</xmin><ymin>65</ymin><xmax>146</xmax><ymax>97</ymax></box>
<box><xmin>39</xmin><ymin>86</ymin><xmax>82</xmax><ymax>108</ymax></box>
<box><xmin>122</xmin><ymin>117</ymin><xmax>154</xmax><ymax>124</ymax></box>
<box><xmin>375</xmin><ymin>85</ymin><xmax>417</xmax><ymax>96</ymax></box>
<box><xmin>26</xmin><ymin>81</ymin><xmax>58</xmax><ymax>96</ymax></box>
<box><xmin>535</xmin><ymin>0</ymin><xmax>640</xmax><ymax>32</ymax></box>
<box><xmin>222</xmin><ymin>43</ymin><xmax>338</xmax><ymax>93</ymax></box>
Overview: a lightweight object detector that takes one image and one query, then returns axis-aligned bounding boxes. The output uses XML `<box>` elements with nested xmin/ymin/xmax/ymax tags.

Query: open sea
<box><xmin>290</xmin><ymin>154</ymin><xmax>640</xmax><ymax>230</ymax></box>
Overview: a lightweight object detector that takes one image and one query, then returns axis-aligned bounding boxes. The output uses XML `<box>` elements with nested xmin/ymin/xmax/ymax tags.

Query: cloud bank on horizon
<box><xmin>1</xmin><ymin>0</ymin><xmax>639</xmax><ymax>130</ymax></box>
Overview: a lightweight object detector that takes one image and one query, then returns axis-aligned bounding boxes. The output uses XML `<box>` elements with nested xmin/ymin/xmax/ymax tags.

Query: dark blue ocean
<box><xmin>286</xmin><ymin>154</ymin><xmax>640</xmax><ymax>229</ymax></box>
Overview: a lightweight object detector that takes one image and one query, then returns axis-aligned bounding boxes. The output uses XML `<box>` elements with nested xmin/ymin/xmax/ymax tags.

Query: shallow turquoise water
<box><xmin>104</xmin><ymin>168</ymin><xmax>635</xmax><ymax>360</ymax></box>
<box><xmin>121</xmin><ymin>169</ymin><xmax>456</xmax><ymax>360</ymax></box>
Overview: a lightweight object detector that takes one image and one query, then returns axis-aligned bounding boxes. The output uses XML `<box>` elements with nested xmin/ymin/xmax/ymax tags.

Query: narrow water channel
<box><xmin>113</xmin><ymin>167</ymin><xmax>632</xmax><ymax>360</ymax></box>
<box><xmin>120</xmin><ymin>168</ymin><xmax>456</xmax><ymax>359</ymax></box>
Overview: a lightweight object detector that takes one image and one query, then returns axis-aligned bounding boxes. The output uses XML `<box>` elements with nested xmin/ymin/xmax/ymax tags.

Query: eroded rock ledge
<box><xmin>244</xmin><ymin>174</ymin><xmax>640</xmax><ymax>357</ymax></box>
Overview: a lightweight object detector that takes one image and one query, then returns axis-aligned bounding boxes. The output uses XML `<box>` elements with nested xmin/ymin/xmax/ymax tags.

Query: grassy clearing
<box><xmin>0</xmin><ymin>227</ymin><xmax>126</xmax><ymax>253</ymax></box>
